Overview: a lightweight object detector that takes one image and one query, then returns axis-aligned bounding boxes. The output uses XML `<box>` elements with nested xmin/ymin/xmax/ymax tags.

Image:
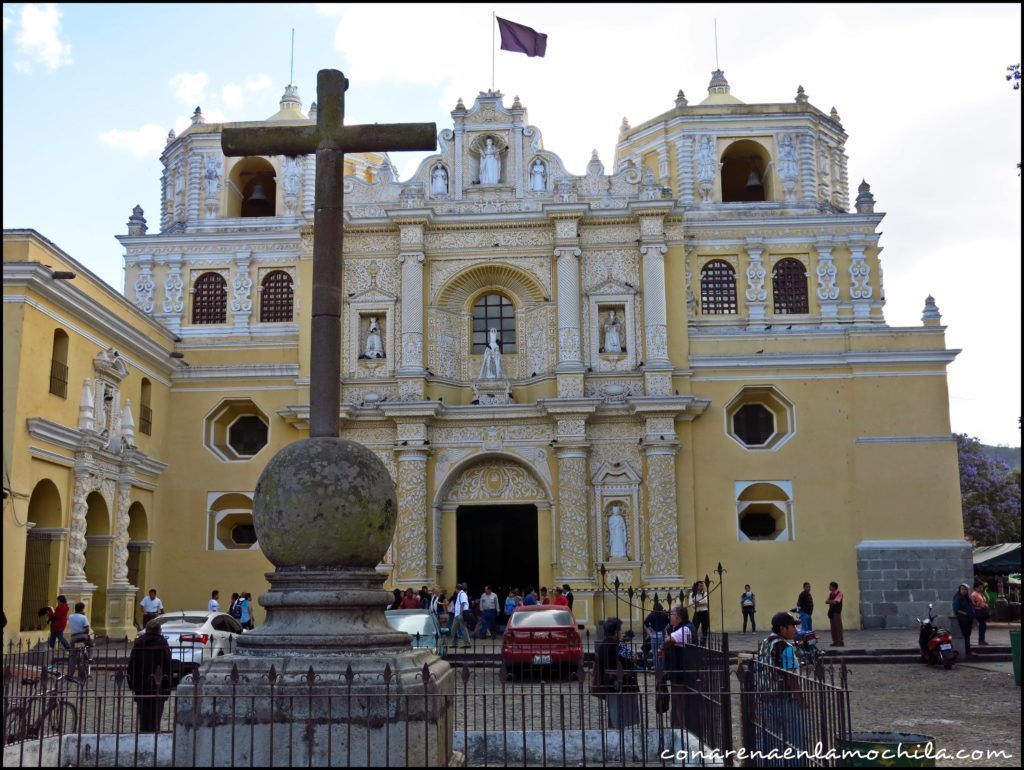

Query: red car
<box><xmin>501</xmin><ymin>606</ymin><xmax>582</xmax><ymax>677</ymax></box>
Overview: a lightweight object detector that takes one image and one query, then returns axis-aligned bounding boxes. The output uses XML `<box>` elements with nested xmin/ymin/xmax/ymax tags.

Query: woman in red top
<box><xmin>552</xmin><ymin>587</ymin><xmax>570</xmax><ymax>607</ymax></box>
<box><xmin>46</xmin><ymin>595</ymin><xmax>71</xmax><ymax>651</ymax></box>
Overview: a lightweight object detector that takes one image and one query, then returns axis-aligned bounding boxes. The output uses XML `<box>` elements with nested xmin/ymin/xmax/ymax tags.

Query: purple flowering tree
<box><xmin>956</xmin><ymin>434</ymin><xmax>1022</xmax><ymax>545</ymax></box>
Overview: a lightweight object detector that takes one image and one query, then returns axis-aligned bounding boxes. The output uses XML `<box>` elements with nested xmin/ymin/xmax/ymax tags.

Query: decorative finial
<box><xmin>127</xmin><ymin>205</ymin><xmax>148</xmax><ymax>236</ymax></box>
<box><xmin>830</xmin><ymin>106</ymin><xmax>841</xmax><ymax>122</ymax></box>
<box><xmin>921</xmin><ymin>295</ymin><xmax>942</xmax><ymax>326</ymax></box>
<box><xmin>620</xmin><ymin>116</ymin><xmax>630</xmax><ymax>134</ymax></box>
<box><xmin>166</xmin><ymin>129</ymin><xmax>176</xmax><ymax>144</ymax></box>
<box><xmin>587</xmin><ymin>149</ymin><xmax>605</xmax><ymax>176</ymax></box>
<box><xmin>308</xmin><ymin>101</ymin><xmax>317</xmax><ymax>120</ymax></box>
<box><xmin>795</xmin><ymin>86</ymin><xmax>808</xmax><ymax>104</ymax></box>
<box><xmin>455</xmin><ymin>97</ymin><xmax>465</xmax><ymax>110</ymax></box>
<box><xmin>191</xmin><ymin>106</ymin><xmax>205</xmax><ymax>125</ymax></box>
<box><xmin>855</xmin><ymin>180</ymin><xmax>875</xmax><ymax>214</ymax></box>
<box><xmin>280</xmin><ymin>84</ymin><xmax>301</xmax><ymax>111</ymax></box>
<box><xmin>708</xmin><ymin>69</ymin><xmax>730</xmax><ymax>93</ymax></box>
<box><xmin>512</xmin><ymin>95</ymin><xmax>522</xmax><ymax>109</ymax></box>
<box><xmin>675</xmin><ymin>89</ymin><xmax>688</xmax><ymax>108</ymax></box>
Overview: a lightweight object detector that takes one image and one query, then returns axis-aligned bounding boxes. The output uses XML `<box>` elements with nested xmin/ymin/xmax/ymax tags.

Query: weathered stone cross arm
<box><xmin>219</xmin><ymin>70</ymin><xmax>436</xmax><ymax>439</ymax></box>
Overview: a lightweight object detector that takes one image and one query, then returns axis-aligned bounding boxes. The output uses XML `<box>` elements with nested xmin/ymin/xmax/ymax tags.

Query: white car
<box><xmin>142</xmin><ymin>611</ymin><xmax>245</xmax><ymax>682</ymax></box>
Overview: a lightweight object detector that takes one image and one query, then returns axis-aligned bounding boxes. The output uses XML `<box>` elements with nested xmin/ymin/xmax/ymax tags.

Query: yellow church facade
<box><xmin>3</xmin><ymin>73</ymin><xmax>968</xmax><ymax>642</ymax></box>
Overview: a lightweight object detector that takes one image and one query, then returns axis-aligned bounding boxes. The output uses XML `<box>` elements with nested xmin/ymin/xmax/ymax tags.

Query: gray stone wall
<box><xmin>856</xmin><ymin>540</ymin><xmax>973</xmax><ymax>629</ymax></box>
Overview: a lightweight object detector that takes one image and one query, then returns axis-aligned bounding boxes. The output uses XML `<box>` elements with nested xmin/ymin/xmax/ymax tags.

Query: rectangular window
<box><xmin>139</xmin><ymin>404</ymin><xmax>153</xmax><ymax>436</ymax></box>
<box><xmin>49</xmin><ymin>359</ymin><xmax>68</xmax><ymax>398</ymax></box>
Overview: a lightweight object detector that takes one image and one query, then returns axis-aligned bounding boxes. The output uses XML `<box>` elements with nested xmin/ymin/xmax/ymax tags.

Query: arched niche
<box><xmin>721</xmin><ymin>139</ymin><xmax>773</xmax><ymax>202</ymax></box>
<box><xmin>20</xmin><ymin>479</ymin><xmax>66</xmax><ymax>631</ymax></box>
<box><xmin>227</xmin><ymin>157</ymin><xmax>277</xmax><ymax>217</ymax></box>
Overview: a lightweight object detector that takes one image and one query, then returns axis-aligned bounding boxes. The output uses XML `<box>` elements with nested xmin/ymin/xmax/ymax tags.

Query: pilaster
<box><xmin>186</xmin><ymin>151</ymin><xmax>201</xmax><ymax>226</ymax></box>
<box><xmin>675</xmin><ymin>135</ymin><xmax>694</xmax><ymax>205</ymax></box>
<box><xmin>745</xmin><ymin>238</ymin><xmax>768</xmax><ymax>330</ymax></box>
<box><xmin>393</xmin><ymin>444</ymin><xmax>431</xmax><ymax>586</ymax></box>
<box><xmin>642</xmin><ymin>432</ymin><xmax>683</xmax><ymax>583</ymax></box>
<box><xmin>799</xmin><ymin>132</ymin><xmax>817</xmax><ymax>205</ymax></box>
<box><xmin>814</xmin><ymin>236</ymin><xmax>840</xmax><ymax>327</ymax></box>
<box><xmin>231</xmin><ymin>252</ymin><xmax>254</xmax><ymax>331</ymax></box>
<box><xmin>847</xmin><ymin>234</ymin><xmax>873</xmax><ymax>325</ymax></box>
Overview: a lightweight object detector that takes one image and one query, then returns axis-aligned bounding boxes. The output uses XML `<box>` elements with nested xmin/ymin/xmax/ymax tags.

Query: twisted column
<box><xmin>111</xmin><ymin>481</ymin><xmax>132</xmax><ymax>585</ymax></box>
<box><xmin>65</xmin><ymin>471</ymin><xmax>90</xmax><ymax>583</ymax></box>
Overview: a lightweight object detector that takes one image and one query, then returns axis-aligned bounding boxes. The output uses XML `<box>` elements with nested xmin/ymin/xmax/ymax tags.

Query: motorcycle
<box><xmin>793</xmin><ymin>627</ymin><xmax>823</xmax><ymax>666</ymax></box>
<box><xmin>917</xmin><ymin>603</ymin><xmax>957</xmax><ymax>669</ymax></box>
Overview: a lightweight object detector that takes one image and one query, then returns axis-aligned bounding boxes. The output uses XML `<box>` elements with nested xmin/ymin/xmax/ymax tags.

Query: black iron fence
<box><xmin>3</xmin><ymin>630</ymin><xmax>851</xmax><ymax>767</ymax></box>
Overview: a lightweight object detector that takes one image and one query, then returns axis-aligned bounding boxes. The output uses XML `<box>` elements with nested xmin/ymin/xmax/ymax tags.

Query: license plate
<box><xmin>532</xmin><ymin>654</ymin><xmax>552</xmax><ymax>665</ymax></box>
<box><xmin>940</xmin><ymin>644</ymin><xmax>952</xmax><ymax>650</ymax></box>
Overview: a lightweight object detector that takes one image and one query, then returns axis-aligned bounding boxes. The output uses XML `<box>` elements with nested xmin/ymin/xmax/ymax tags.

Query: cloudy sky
<box><xmin>3</xmin><ymin>3</ymin><xmax>1021</xmax><ymax>446</ymax></box>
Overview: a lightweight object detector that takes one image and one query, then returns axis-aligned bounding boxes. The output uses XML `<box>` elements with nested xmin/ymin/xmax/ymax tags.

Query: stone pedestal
<box><xmin>472</xmin><ymin>378</ymin><xmax>513</xmax><ymax>405</ymax></box>
<box><xmin>103</xmin><ymin>584</ymin><xmax>139</xmax><ymax>639</ymax></box>
<box><xmin>174</xmin><ymin>437</ymin><xmax>453</xmax><ymax>767</ymax></box>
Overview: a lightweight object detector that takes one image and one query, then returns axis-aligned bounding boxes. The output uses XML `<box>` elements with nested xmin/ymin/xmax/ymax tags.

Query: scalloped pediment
<box><xmin>436</xmin><ymin>261</ymin><xmax>547</xmax><ymax>311</ymax></box>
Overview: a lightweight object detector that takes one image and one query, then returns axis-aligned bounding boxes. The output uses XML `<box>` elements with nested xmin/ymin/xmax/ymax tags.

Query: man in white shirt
<box><xmin>140</xmin><ymin>589</ymin><xmax>164</xmax><ymax>626</ymax></box>
<box><xmin>449</xmin><ymin>583</ymin><xmax>472</xmax><ymax>648</ymax></box>
<box><xmin>208</xmin><ymin>590</ymin><xmax>220</xmax><ymax>613</ymax></box>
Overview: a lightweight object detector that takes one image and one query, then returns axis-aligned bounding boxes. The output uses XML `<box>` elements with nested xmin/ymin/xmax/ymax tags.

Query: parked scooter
<box><xmin>789</xmin><ymin>609</ymin><xmax>824</xmax><ymax>666</ymax></box>
<box><xmin>916</xmin><ymin>603</ymin><xmax>957</xmax><ymax>669</ymax></box>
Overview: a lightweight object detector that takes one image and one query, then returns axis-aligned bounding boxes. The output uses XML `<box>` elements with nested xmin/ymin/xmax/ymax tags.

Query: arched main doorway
<box><xmin>20</xmin><ymin>479</ymin><xmax>65</xmax><ymax>631</ymax></box>
<box><xmin>438</xmin><ymin>456</ymin><xmax>553</xmax><ymax>598</ymax></box>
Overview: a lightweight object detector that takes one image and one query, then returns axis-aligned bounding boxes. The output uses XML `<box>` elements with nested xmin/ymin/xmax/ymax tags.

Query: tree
<box><xmin>956</xmin><ymin>433</ymin><xmax>1022</xmax><ymax>544</ymax></box>
<box><xmin>1009</xmin><ymin>64</ymin><xmax>1021</xmax><ymax>175</ymax></box>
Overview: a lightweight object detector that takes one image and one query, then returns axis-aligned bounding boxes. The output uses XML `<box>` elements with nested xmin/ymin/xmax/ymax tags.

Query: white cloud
<box><xmin>4</xmin><ymin>14</ymin><xmax>12</xmax><ymax>33</ymax></box>
<box><xmin>173</xmin><ymin>116</ymin><xmax>191</xmax><ymax>135</ymax></box>
<box><xmin>169</xmin><ymin>71</ymin><xmax>209</xmax><ymax>107</ymax></box>
<box><xmin>98</xmin><ymin>124</ymin><xmax>167</xmax><ymax>159</ymax></box>
<box><xmin>314</xmin><ymin>4</ymin><xmax>344</xmax><ymax>16</ymax></box>
<box><xmin>222</xmin><ymin>84</ymin><xmax>244</xmax><ymax>110</ymax></box>
<box><xmin>245</xmin><ymin>74</ymin><xmax>272</xmax><ymax>92</ymax></box>
<box><xmin>13</xmin><ymin>3</ymin><xmax>72</xmax><ymax>72</ymax></box>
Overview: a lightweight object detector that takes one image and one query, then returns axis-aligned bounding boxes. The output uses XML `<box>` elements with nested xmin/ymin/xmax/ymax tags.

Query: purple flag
<box><xmin>496</xmin><ymin>16</ymin><xmax>547</xmax><ymax>58</ymax></box>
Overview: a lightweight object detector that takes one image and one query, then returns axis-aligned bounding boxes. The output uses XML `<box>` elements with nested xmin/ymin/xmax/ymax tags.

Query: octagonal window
<box><xmin>739</xmin><ymin>511</ymin><xmax>777</xmax><ymax>539</ymax></box>
<box><xmin>736</xmin><ymin>481</ymin><xmax>794</xmax><ymax>542</ymax></box>
<box><xmin>206</xmin><ymin>492</ymin><xmax>259</xmax><ymax>550</ymax></box>
<box><xmin>204</xmin><ymin>399</ymin><xmax>271</xmax><ymax>462</ymax></box>
<box><xmin>724</xmin><ymin>386</ymin><xmax>796</xmax><ymax>451</ymax></box>
<box><xmin>733</xmin><ymin>404</ymin><xmax>774</xmax><ymax>446</ymax></box>
<box><xmin>228</xmin><ymin>416</ymin><xmax>268</xmax><ymax>457</ymax></box>
<box><xmin>231</xmin><ymin>523</ymin><xmax>258</xmax><ymax>546</ymax></box>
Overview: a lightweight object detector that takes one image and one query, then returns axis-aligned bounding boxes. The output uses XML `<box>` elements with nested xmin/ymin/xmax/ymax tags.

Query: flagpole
<box><xmin>492</xmin><ymin>11</ymin><xmax>496</xmax><ymax>91</ymax></box>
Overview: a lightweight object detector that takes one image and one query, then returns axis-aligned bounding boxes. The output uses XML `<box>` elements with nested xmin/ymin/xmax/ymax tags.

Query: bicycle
<box><xmin>67</xmin><ymin>635</ymin><xmax>92</xmax><ymax>682</ymax></box>
<box><xmin>3</xmin><ymin>670</ymin><xmax>78</xmax><ymax>744</ymax></box>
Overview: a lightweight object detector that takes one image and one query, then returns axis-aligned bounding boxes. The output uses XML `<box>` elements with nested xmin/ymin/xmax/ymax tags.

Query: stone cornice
<box><xmin>537</xmin><ymin>398</ymin><xmax>603</xmax><ymax>418</ymax></box>
<box><xmin>171</xmin><ymin>364</ymin><xmax>300</xmax><ymax>382</ymax></box>
<box><xmin>26</xmin><ymin>417</ymin><xmax>168</xmax><ymax>478</ymax></box>
<box><xmin>628</xmin><ymin>395</ymin><xmax>711</xmax><ymax>418</ymax></box>
<box><xmin>3</xmin><ymin>261</ymin><xmax>176</xmax><ymax>381</ymax></box>
<box><xmin>688</xmin><ymin>349</ymin><xmax>960</xmax><ymax>369</ymax></box>
<box><xmin>380</xmin><ymin>402</ymin><xmax>443</xmax><ymax>420</ymax></box>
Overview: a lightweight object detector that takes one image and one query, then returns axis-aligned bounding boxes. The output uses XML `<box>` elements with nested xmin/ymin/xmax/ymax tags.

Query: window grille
<box><xmin>772</xmin><ymin>258</ymin><xmax>809</xmax><ymax>314</ymax></box>
<box><xmin>700</xmin><ymin>260</ymin><xmax>738</xmax><ymax>314</ymax></box>
<box><xmin>139</xmin><ymin>404</ymin><xmax>153</xmax><ymax>436</ymax></box>
<box><xmin>471</xmin><ymin>293</ymin><xmax>517</xmax><ymax>353</ymax></box>
<box><xmin>192</xmin><ymin>273</ymin><xmax>227</xmax><ymax>324</ymax></box>
<box><xmin>260</xmin><ymin>271</ymin><xmax>294</xmax><ymax>322</ymax></box>
<box><xmin>49</xmin><ymin>359</ymin><xmax>68</xmax><ymax>398</ymax></box>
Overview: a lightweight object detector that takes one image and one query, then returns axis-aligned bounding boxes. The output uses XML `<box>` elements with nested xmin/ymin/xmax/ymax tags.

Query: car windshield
<box><xmin>153</xmin><ymin>615</ymin><xmax>207</xmax><ymax>627</ymax></box>
<box><xmin>509</xmin><ymin>611</ymin><xmax>574</xmax><ymax>628</ymax></box>
<box><xmin>386</xmin><ymin>614</ymin><xmax>436</xmax><ymax>636</ymax></box>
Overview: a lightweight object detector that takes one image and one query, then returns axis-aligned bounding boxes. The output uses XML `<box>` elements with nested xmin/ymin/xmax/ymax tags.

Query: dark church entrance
<box><xmin>456</xmin><ymin>505</ymin><xmax>538</xmax><ymax>599</ymax></box>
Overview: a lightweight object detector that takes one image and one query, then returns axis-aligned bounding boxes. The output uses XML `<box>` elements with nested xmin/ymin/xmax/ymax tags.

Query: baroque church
<box><xmin>3</xmin><ymin>71</ymin><xmax>970</xmax><ymax>640</ymax></box>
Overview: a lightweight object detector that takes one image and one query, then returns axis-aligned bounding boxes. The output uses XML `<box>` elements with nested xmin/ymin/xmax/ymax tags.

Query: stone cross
<box><xmin>222</xmin><ymin>70</ymin><xmax>436</xmax><ymax>437</ymax></box>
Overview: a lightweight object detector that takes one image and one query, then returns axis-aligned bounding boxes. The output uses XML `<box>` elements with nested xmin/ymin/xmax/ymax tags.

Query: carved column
<box><xmin>555</xmin><ymin>246</ymin><xmax>583</xmax><ymax>371</ymax></box>
<box><xmin>675</xmin><ymin>136</ymin><xmax>694</xmax><ymax>205</ymax></box>
<box><xmin>394</xmin><ymin>446</ymin><xmax>430</xmax><ymax>585</ymax></box>
<box><xmin>814</xmin><ymin>236</ymin><xmax>840</xmax><ymax>326</ymax></box>
<box><xmin>65</xmin><ymin>470</ymin><xmax>91</xmax><ymax>584</ymax></box>
<box><xmin>641</xmin><ymin>242</ymin><xmax>670</xmax><ymax>365</ymax></box>
<box><xmin>302</xmin><ymin>154</ymin><xmax>315</xmax><ymax>221</ymax></box>
<box><xmin>111</xmin><ymin>480</ymin><xmax>132</xmax><ymax>585</ymax></box>
<box><xmin>554</xmin><ymin>445</ymin><xmax>591</xmax><ymax>581</ymax></box>
<box><xmin>644</xmin><ymin>441</ymin><xmax>682</xmax><ymax>581</ymax></box>
<box><xmin>398</xmin><ymin>252</ymin><xmax>426</xmax><ymax>376</ymax></box>
<box><xmin>847</xmin><ymin>235</ymin><xmax>873</xmax><ymax>324</ymax></box>
<box><xmin>186</xmin><ymin>152</ymin><xmax>201</xmax><ymax>225</ymax></box>
<box><xmin>799</xmin><ymin>132</ymin><xmax>817</xmax><ymax>205</ymax></box>
<box><xmin>745</xmin><ymin>239</ymin><xmax>768</xmax><ymax>330</ymax></box>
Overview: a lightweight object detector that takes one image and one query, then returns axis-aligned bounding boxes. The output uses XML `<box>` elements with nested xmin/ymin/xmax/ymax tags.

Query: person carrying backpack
<box><xmin>755</xmin><ymin>612</ymin><xmax>806</xmax><ymax>763</ymax></box>
<box><xmin>229</xmin><ymin>592</ymin><xmax>242</xmax><ymax>620</ymax></box>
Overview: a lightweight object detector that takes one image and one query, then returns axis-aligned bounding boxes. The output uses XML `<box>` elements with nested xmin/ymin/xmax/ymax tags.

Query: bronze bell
<box><xmin>744</xmin><ymin>166</ymin><xmax>763</xmax><ymax>189</ymax></box>
<box><xmin>247</xmin><ymin>179</ymin><xmax>270</xmax><ymax>205</ymax></box>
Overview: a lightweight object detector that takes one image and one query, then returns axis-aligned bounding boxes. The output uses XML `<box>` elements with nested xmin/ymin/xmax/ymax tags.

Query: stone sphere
<box><xmin>252</xmin><ymin>437</ymin><xmax>396</xmax><ymax>568</ymax></box>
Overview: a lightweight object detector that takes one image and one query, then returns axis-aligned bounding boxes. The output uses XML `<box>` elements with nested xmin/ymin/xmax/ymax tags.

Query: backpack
<box><xmin>753</xmin><ymin>634</ymin><xmax>790</xmax><ymax>693</ymax></box>
<box><xmin>230</xmin><ymin>600</ymin><xmax>242</xmax><ymax>619</ymax></box>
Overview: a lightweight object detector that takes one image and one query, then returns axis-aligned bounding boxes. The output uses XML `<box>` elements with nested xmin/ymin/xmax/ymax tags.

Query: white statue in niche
<box><xmin>602</xmin><ymin>309</ymin><xmax>624</xmax><ymax>354</ymax></box>
<box><xmin>479</xmin><ymin>327</ymin><xmax>503</xmax><ymax>379</ymax></box>
<box><xmin>530</xmin><ymin>159</ymin><xmax>547</xmax><ymax>191</ymax></box>
<box><xmin>778</xmin><ymin>135</ymin><xmax>798</xmax><ymax>181</ymax></box>
<box><xmin>607</xmin><ymin>503</ymin><xmax>628</xmax><ymax>559</ymax></box>
<box><xmin>431</xmin><ymin>165</ymin><xmax>448</xmax><ymax>195</ymax></box>
<box><xmin>363</xmin><ymin>317</ymin><xmax>384</xmax><ymax>359</ymax></box>
<box><xmin>479</xmin><ymin>137</ymin><xmax>501</xmax><ymax>184</ymax></box>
